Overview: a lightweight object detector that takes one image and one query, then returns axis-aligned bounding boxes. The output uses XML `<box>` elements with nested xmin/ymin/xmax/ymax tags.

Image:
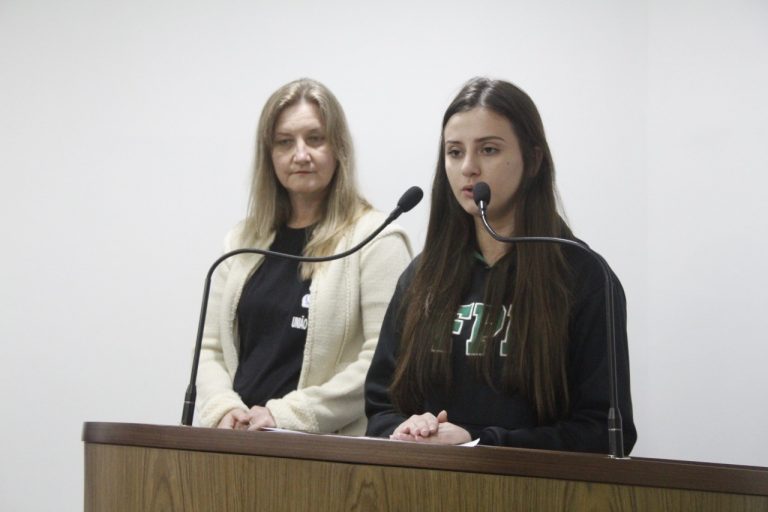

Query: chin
<box><xmin>460</xmin><ymin>202</ymin><xmax>480</xmax><ymax>217</ymax></box>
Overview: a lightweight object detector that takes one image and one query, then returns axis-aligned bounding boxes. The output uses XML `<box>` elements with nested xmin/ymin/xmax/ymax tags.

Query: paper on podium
<box><xmin>259</xmin><ymin>427</ymin><xmax>479</xmax><ymax>446</ymax></box>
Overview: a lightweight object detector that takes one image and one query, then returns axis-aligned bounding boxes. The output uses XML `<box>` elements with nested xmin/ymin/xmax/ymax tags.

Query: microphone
<box><xmin>395</xmin><ymin>185</ymin><xmax>424</xmax><ymax>216</ymax></box>
<box><xmin>472</xmin><ymin>181</ymin><xmax>626</xmax><ymax>459</ymax></box>
<box><xmin>181</xmin><ymin>186</ymin><xmax>424</xmax><ymax>426</ymax></box>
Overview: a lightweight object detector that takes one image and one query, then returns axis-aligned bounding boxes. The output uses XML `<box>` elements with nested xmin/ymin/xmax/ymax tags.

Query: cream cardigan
<box><xmin>196</xmin><ymin>209</ymin><xmax>412</xmax><ymax>434</ymax></box>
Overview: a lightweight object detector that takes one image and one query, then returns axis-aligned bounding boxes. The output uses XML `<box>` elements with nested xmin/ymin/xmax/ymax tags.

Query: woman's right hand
<box><xmin>390</xmin><ymin>410</ymin><xmax>448</xmax><ymax>440</ymax></box>
<box><xmin>390</xmin><ymin>410</ymin><xmax>471</xmax><ymax>444</ymax></box>
<box><xmin>217</xmin><ymin>408</ymin><xmax>251</xmax><ymax>430</ymax></box>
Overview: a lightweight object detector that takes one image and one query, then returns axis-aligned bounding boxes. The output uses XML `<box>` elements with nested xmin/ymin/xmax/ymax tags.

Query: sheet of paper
<box><xmin>259</xmin><ymin>427</ymin><xmax>480</xmax><ymax>446</ymax></box>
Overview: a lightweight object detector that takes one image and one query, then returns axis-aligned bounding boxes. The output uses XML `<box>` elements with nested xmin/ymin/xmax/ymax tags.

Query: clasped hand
<box><xmin>390</xmin><ymin>410</ymin><xmax>471</xmax><ymax>445</ymax></box>
<box><xmin>217</xmin><ymin>406</ymin><xmax>276</xmax><ymax>431</ymax></box>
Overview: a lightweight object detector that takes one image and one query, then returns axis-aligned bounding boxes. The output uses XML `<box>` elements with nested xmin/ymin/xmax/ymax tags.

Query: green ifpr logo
<box><xmin>451</xmin><ymin>303</ymin><xmax>511</xmax><ymax>356</ymax></box>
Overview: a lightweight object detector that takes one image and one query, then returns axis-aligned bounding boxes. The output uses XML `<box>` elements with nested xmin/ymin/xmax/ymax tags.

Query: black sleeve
<box><xmin>364</xmin><ymin>265</ymin><xmax>413</xmax><ymax>437</ymax></box>
<box><xmin>478</xmin><ymin>268</ymin><xmax>637</xmax><ymax>454</ymax></box>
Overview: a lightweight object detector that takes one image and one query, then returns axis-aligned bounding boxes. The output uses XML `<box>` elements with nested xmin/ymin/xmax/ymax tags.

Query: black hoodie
<box><xmin>364</xmin><ymin>244</ymin><xmax>637</xmax><ymax>454</ymax></box>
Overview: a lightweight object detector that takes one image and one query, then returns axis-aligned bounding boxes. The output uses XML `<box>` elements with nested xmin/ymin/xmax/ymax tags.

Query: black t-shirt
<box><xmin>233</xmin><ymin>226</ymin><xmax>312</xmax><ymax>408</ymax></box>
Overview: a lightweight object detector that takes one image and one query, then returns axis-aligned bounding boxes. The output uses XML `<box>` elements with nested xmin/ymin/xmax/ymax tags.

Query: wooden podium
<box><xmin>83</xmin><ymin>422</ymin><xmax>768</xmax><ymax>511</ymax></box>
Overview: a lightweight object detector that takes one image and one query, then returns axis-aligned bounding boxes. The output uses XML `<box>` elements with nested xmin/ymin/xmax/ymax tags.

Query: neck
<box><xmin>474</xmin><ymin>215</ymin><xmax>514</xmax><ymax>266</ymax></box>
<box><xmin>288</xmin><ymin>194</ymin><xmax>325</xmax><ymax>228</ymax></box>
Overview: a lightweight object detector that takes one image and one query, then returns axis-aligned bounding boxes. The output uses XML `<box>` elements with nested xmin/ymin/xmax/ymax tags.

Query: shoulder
<box><xmin>351</xmin><ymin>209</ymin><xmax>387</xmax><ymax>231</ymax></box>
<box><xmin>561</xmin><ymin>239</ymin><xmax>625</xmax><ymax>300</ymax></box>
<box><xmin>223</xmin><ymin>220</ymin><xmax>273</xmax><ymax>252</ymax></box>
<box><xmin>394</xmin><ymin>254</ymin><xmax>421</xmax><ymax>288</ymax></box>
<box><xmin>351</xmin><ymin>209</ymin><xmax>392</xmax><ymax>233</ymax></box>
<box><xmin>223</xmin><ymin>220</ymin><xmax>247</xmax><ymax>251</ymax></box>
<box><xmin>349</xmin><ymin>209</ymin><xmax>412</xmax><ymax>251</ymax></box>
<box><xmin>561</xmin><ymin>239</ymin><xmax>599</xmax><ymax>274</ymax></box>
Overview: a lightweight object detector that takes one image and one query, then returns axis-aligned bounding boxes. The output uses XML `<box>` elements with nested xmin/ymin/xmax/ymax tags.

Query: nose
<box><xmin>293</xmin><ymin>139</ymin><xmax>310</xmax><ymax>163</ymax></box>
<box><xmin>460</xmin><ymin>154</ymin><xmax>479</xmax><ymax>177</ymax></box>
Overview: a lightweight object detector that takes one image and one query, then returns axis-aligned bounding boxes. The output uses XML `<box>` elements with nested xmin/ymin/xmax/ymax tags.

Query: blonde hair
<box><xmin>244</xmin><ymin>78</ymin><xmax>370</xmax><ymax>278</ymax></box>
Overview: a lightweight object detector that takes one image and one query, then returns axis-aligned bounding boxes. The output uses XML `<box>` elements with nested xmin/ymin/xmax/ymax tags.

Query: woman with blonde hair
<box><xmin>197</xmin><ymin>78</ymin><xmax>412</xmax><ymax>434</ymax></box>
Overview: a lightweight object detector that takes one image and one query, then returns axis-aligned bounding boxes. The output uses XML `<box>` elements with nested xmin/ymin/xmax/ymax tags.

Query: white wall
<box><xmin>0</xmin><ymin>1</ymin><xmax>766</xmax><ymax>509</ymax></box>
<box><xmin>644</xmin><ymin>0</ymin><xmax>768</xmax><ymax>464</ymax></box>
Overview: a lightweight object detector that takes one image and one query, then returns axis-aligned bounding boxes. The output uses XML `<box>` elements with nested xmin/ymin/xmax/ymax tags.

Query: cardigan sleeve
<box><xmin>195</xmin><ymin>225</ymin><xmax>252</xmax><ymax>428</ymax></box>
<box><xmin>364</xmin><ymin>264</ymin><xmax>412</xmax><ymax>436</ymax></box>
<box><xmin>265</xmin><ymin>221</ymin><xmax>413</xmax><ymax>433</ymax></box>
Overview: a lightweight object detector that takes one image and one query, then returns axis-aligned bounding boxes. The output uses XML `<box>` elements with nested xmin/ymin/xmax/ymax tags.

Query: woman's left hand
<box><xmin>390</xmin><ymin>410</ymin><xmax>472</xmax><ymax>445</ymax></box>
<box><xmin>246</xmin><ymin>406</ymin><xmax>277</xmax><ymax>431</ymax></box>
<box><xmin>416</xmin><ymin>421</ymin><xmax>472</xmax><ymax>445</ymax></box>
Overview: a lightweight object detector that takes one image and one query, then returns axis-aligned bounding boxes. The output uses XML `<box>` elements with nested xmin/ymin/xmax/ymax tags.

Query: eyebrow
<box><xmin>274</xmin><ymin>127</ymin><xmax>324</xmax><ymax>137</ymax></box>
<box><xmin>445</xmin><ymin>135</ymin><xmax>506</xmax><ymax>144</ymax></box>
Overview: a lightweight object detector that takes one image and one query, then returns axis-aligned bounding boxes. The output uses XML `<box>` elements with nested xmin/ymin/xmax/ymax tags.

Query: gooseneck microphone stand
<box><xmin>181</xmin><ymin>186</ymin><xmax>424</xmax><ymax>427</ymax></box>
<box><xmin>472</xmin><ymin>182</ymin><xmax>626</xmax><ymax>459</ymax></box>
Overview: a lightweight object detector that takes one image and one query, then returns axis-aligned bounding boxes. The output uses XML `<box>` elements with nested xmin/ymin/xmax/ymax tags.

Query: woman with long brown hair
<box><xmin>364</xmin><ymin>77</ymin><xmax>636</xmax><ymax>452</ymax></box>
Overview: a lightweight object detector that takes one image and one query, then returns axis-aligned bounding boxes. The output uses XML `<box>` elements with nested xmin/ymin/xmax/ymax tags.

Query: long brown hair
<box><xmin>390</xmin><ymin>78</ymin><xmax>574</xmax><ymax>423</ymax></box>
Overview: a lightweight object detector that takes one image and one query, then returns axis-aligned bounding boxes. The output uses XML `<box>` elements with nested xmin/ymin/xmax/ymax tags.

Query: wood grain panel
<box><xmin>85</xmin><ymin>444</ymin><xmax>768</xmax><ymax>512</ymax></box>
<box><xmin>83</xmin><ymin>423</ymin><xmax>768</xmax><ymax>497</ymax></box>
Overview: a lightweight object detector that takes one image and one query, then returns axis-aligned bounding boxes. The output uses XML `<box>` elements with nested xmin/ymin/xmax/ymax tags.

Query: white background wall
<box><xmin>1</xmin><ymin>0</ymin><xmax>766</xmax><ymax>509</ymax></box>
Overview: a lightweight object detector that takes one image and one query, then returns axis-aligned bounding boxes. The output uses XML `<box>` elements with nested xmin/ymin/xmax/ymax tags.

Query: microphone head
<box><xmin>473</xmin><ymin>182</ymin><xmax>491</xmax><ymax>208</ymax></box>
<box><xmin>397</xmin><ymin>186</ymin><xmax>424</xmax><ymax>213</ymax></box>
